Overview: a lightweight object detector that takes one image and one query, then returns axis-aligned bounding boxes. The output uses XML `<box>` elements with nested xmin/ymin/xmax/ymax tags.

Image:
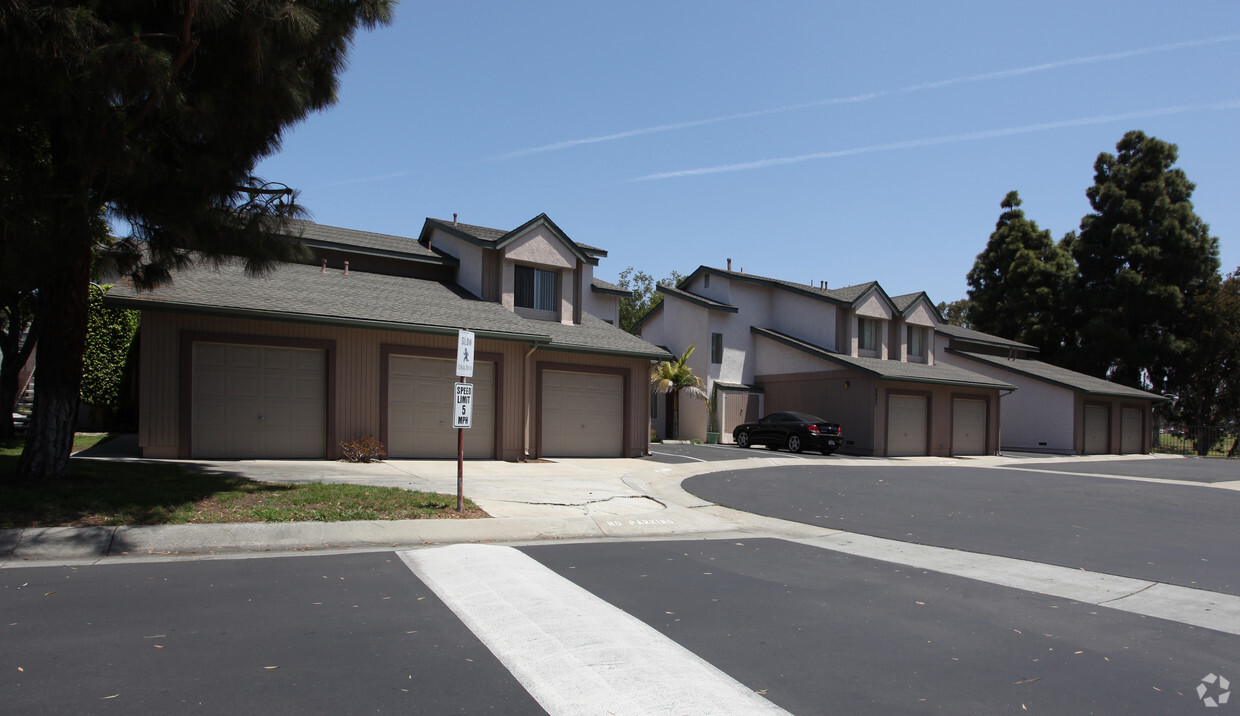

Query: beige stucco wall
<box><xmin>137</xmin><ymin>311</ymin><xmax>652</xmax><ymax>460</ymax></box>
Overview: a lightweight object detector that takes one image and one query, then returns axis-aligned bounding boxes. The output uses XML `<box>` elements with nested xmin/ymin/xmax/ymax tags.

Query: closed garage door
<box><xmin>1120</xmin><ymin>407</ymin><xmax>1144</xmax><ymax>454</ymax></box>
<box><xmin>542</xmin><ymin>371</ymin><xmax>624</xmax><ymax>457</ymax></box>
<box><xmin>1084</xmin><ymin>405</ymin><xmax>1109</xmax><ymax>454</ymax></box>
<box><xmin>952</xmin><ymin>398</ymin><xmax>987</xmax><ymax>456</ymax></box>
<box><xmin>887</xmin><ymin>395</ymin><xmax>928</xmax><ymax>457</ymax></box>
<box><xmin>192</xmin><ymin>343</ymin><xmax>326</xmax><ymax>458</ymax></box>
<box><xmin>388</xmin><ymin>356</ymin><xmax>495</xmax><ymax>459</ymax></box>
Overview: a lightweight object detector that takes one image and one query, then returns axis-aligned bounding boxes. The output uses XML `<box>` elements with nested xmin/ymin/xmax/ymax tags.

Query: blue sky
<box><xmin>255</xmin><ymin>0</ymin><xmax>1240</xmax><ymax>304</ymax></box>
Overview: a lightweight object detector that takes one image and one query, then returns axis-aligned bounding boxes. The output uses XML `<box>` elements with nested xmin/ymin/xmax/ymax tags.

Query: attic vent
<box><xmin>704</xmin><ymin>274</ymin><xmax>711</xmax><ymax>288</ymax></box>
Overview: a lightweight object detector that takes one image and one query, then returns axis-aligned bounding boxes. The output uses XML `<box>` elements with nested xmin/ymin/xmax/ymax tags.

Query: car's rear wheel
<box><xmin>787</xmin><ymin>434</ymin><xmax>803</xmax><ymax>453</ymax></box>
<box><xmin>736</xmin><ymin>431</ymin><xmax>752</xmax><ymax>448</ymax></box>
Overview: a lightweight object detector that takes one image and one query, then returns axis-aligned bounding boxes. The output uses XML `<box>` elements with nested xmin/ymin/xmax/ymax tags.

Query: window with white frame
<box><xmin>514</xmin><ymin>265</ymin><xmax>557</xmax><ymax>311</ymax></box>
<box><xmin>711</xmin><ymin>332</ymin><xmax>723</xmax><ymax>363</ymax></box>
<box><xmin>859</xmin><ymin>318</ymin><xmax>877</xmax><ymax>352</ymax></box>
<box><xmin>907</xmin><ymin>325</ymin><xmax>924</xmax><ymax>357</ymax></box>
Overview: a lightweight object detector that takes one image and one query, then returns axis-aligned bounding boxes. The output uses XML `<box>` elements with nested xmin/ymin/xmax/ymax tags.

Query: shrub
<box><xmin>340</xmin><ymin>434</ymin><xmax>386</xmax><ymax>463</ymax></box>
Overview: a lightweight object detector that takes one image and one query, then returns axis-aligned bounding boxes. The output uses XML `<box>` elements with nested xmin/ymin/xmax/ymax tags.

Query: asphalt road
<box><xmin>2</xmin><ymin>553</ymin><xmax>541</xmax><ymax>715</ymax></box>
<box><xmin>1000</xmin><ymin>457</ymin><xmax>1240</xmax><ymax>483</ymax></box>
<box><xmin>683</xmin><ymin>461</ymin><xmax>1240</xmax><ymax>596</ymax></box>
<box><xmin>6</xmin><ymin>542</ymin><xmax>1236</xmax><ymax>714</ymax></box>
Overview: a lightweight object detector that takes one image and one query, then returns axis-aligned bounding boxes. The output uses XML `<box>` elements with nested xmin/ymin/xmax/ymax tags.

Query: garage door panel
<box><xmin>192</xmin><ymin>343</ymin><xmax>326</xmax><ymax>459</ymax></box>
<box><xmin>387</xmin><ymin>357</ymin><xmax>494</xmax><ymax>459</ymax></box>
<box><xmin>1121</xmin><ymin>407</ymin><xmax>1143</xmax><ymax>454</ymax></box>
<box><xmin>1084</xmin><ymin>405</ymin><xmax>1109</xmax><ymax>454</ymax></box>
<box><xmin>542</xmin><ymin>371</ymin><xmax>624</xmax><ymax>457</ymax></box>
<box><xmin>952</xmin><ymin>398</ymin><xmax>987</xmax><ymax>456</ymax></box>
<box><xmin>887</xmin><ymin>395</ymin><xmax>928</xmax><ymax>457</ymax></box>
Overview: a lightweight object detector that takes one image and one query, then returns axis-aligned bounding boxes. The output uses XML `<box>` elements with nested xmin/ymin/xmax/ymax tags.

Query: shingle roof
<box><xmin>106</xmin><ymin>258</ymin><xmax>670</xmax><ymax>359</ymax></box>
<box><xmin>656</xmin><ymin>283</ymin><xmax>739</xmax><ymax>312</ymax></box>
<box><xmin>948</xmin><ymin>351</ymin><xmax>1165</xmax><ymax>400</ymax></box>
<box><xmin>286</xmin><ymin>219</ymin><xmax>451</xmax><ymax>262</ymax></box>
<box><xmin>752</xmin><ymin>327</ymin><xmax>1015</xmax><ymax>390</ymax></box>
<box><xmin>591</xmin><ymin>278</ymin><xmax>631</xmax><ymax>296</ymax></box>
<box><xmin>421</xmin><ymin>214</ymin><xmax>602</xmax><ymax>266</ymax></box>
<box><xmin>685</xmin><ymin>266</ymin><xmax>897</xmax><ymax>309</ymax></box>
<box><xmin>935</xmin><ymin>324</ymin><xmax>1038</xmax><ymax>351</ymax></box>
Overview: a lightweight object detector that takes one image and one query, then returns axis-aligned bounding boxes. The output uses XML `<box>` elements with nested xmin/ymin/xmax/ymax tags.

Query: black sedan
<box><xmin>733</xmin><ymin>411</ymin><xmax>842</xmax><ymax>455</ymax></box>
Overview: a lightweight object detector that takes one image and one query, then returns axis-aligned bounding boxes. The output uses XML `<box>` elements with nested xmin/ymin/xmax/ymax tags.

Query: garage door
<box><xmin>951</xmin><ymin>398</ymin><xmax>987</xmax><ymax>456</ymax></box>
<box><xmin>542</xmin><ymin>371</ymin><xmax>624</xmax><ymax>457</ymax></box>
<box><xmin>1120</xmin><ymin>407</ymin><xmax>1144</xmax><ymax>454</ymax></box>
<box><xmin>1084</xmin><ymin>405</ymin><xmax>1109</xmax><ymax>454</ymax></box>
<box><xmin>388</xmin><ymin>356</ymin><xmax>495</xmax><ymax>459</ymax></box>
<box><xmin>887</xmin><ymin>395</ymin><xmax>928</xmax><ymax>457</ymax></box>
<box><xmin>192</xmin><ymin>343</ymin><xmax>326</xmax><ymax>458</ymax></box>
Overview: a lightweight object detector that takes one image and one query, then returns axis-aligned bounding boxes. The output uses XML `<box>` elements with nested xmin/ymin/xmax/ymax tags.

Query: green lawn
<box><xmin>0</xmin><ymin>435</ymin><xmax>486</xmax><ymax>528</ymax></box>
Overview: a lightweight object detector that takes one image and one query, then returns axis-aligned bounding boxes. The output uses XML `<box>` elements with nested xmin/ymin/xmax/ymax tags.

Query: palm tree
<box><xmin>651</xmin><ymin>345</ymin><xmax>708</xmax><ymax>440</ymax></box>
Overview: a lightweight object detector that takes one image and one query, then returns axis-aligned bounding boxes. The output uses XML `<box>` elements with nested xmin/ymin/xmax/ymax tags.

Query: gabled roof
<box><xmin>590</xmin><ymin>278</ymin><xmax>631</xmax><ymax>297</ymax></box>
<box><xmin>629</xmin><ymin>297</ymin><xmax>663</xmax><ymax>333</ymax></box>
<box><xmin>935</xmin><ymin>324</ymin><xmax>1038</xmax><ymax>352</ymax></box>
<box><xmin>681</xmin><ymin>266</ymin><xmax>907</xmax><ymax>315</ymax></box>
<box><xmin>106</xmin><ymin>258</ymin><xmax>670</xmax><ymax>360</ymax></box>
<box><xmin>947</xmin><ymin>350</ymin><xmax>1165</xmax><ymax>401</ymax></box>
<box><xmin>419</xmin><ymin>213</ymin><xmax>601</xmax><ymax>265</ymax></box>
<box><xmin>285</xmin><ymin>219</ymin><xmax>456</xmax><ymax>265</ymax></box>
<box><xmin>656</xmin><ymin>283</ymin><xmax>739</xmax><ymax>312</ymax></box>
<box><xmin>889</xmin><ymin>291</ymin><xmax>945</xmax><ymax>321</ymax></box>
<box><xmin>752</xmin><ymin>327</ymin><xmax>1015</xmax><ymax>390</ymax></box>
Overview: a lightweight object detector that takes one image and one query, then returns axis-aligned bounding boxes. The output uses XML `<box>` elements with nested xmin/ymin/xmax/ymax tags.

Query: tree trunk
<box><xmin>14</xmin><ymin>250</ymin><xmax>92</xmax><ymax>483</ymax></box>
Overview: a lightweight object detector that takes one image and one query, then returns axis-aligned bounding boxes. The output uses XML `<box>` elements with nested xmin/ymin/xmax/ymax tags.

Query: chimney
<box><xmin>321</xmin><ymin>259</ymin><xmax>327</xmax><ymax>274</ymax></box>
<box><xmin>453</xmin><ymin>213</ymin><xmax>458</xmax><ymax>227</ymax></box>
<box><xmin>727</xmin><ymin>258</ymin><xmax>732</xmax><ymax>271</ymax></box>
<box><xmin>344</xmin><ymin>260</ymin><xmax>350</xmax><ymax>276</ymax></box>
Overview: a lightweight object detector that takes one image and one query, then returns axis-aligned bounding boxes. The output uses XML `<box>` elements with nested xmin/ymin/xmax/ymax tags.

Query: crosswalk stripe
<box><xmin>399</xmin><ymin>544</ymin><xmax>789</xmax><ymax>716</ymax></box>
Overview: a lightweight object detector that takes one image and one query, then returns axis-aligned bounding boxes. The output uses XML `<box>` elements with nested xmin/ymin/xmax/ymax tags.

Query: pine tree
<box><xmin>1068</xmin><ymin>131</ymin><xmax>1220</xmax><ymax>391</ymax></box>
<box><xmin>0</xmin><ymin>1</ymin><xmax>395</xmax><ymax>482</ymax></box>
<box><xmin>965</xmin><ymin>191</ymin><xmax>1075</xmax><ymax>356</ymax></box>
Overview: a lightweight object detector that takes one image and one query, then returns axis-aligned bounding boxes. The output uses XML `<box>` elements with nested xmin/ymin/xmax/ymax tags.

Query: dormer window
<box><xmin>908</xmin><ymin>325</ymin><xmax>925</xmax><ymax>358</ymax></box>
<box><xmin>859</xmin><ymin>318</ymin><xmax>877</xmax><ymax>352</ymax></box>
<box><xmin>515</xmin><ymin>265</ymin><xmax>557</xmax><ymax>311</ymax></box>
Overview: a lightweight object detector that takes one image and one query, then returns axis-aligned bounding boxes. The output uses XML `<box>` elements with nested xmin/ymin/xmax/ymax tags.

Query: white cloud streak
<box><xmin>493</xmin><ymin>34</ymin><xmax>1240</xmax><ymax>161</ymax></box>
<box><xmin>630</xmin><ymin>100</ymin><xmax>1240</xmax><ymax>182</ymax></box>
<box><xmin>316</xmin><ymin>170</ymin><xmax>414</xmax><ymax>189</ymax></box>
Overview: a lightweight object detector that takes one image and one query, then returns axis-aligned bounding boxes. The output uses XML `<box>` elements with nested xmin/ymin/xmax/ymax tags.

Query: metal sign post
<box><xmin>454</xmin><ymin>330</ymin><xmax>475</xmax><ymax>512</ymax></box>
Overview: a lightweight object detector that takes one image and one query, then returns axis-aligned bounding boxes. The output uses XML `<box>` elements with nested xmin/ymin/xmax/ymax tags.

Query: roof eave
<box><xmin>105</xmin><ymin>296</ymin><xmax>554</xmax><ymax>344</ymax></box>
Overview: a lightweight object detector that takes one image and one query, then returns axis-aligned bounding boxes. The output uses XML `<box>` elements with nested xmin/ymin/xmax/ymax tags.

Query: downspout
<box><xmin>522</xmin><ymin>343</ymin><xmax>538</xmax><ymax>460</ymax></box>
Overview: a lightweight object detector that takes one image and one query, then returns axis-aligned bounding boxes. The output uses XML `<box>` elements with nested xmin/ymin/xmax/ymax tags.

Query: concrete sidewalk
<box><xmin>0</xmin><ymin>447</ymin><xmax>1220</xmax><ymax>564</ymax></box>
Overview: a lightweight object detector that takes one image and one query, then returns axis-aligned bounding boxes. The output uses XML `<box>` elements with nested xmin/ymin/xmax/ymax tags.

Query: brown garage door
<box><xmin>192</xmin><ymin>342</ymin><xmax>326</xmax><ymax>458</ymax></box>
<box><xmin>388</xmin><ymin>356</ymin><xmax>495</xmax><ymax>459</ymax></box>
<box><xmin>1120</xmin><ymin>407</ymin><xmax>1144</xmax><ymax>454</ymax></box>
<box><xmin>1084</xmin><ymin>405</ymin><xmax>1109</xmax><ymax>454</ymax></box>
<box><xmin>542</xmin><ymin>371</ymin><xmax>624</xmax><ymax>457</ymax></box>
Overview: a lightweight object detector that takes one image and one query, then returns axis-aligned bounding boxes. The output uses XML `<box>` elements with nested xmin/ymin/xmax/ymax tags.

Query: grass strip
<box><xmin>0</xmin><ymin>438</ymin><xmax>486</xmax><ymax>528</ymax></box>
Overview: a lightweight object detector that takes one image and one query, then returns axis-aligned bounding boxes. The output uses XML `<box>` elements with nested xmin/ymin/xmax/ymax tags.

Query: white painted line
<box><xmin>791</xmin><ymin>533</ymin><xmax>1240</xmax><ymax>636</ymax></box>
<box><xmin>399</xmin><ymin>544</ymin><xmax>787</xmax><ymax>716</ymax></box>
<box><xmin>650</xmin><ymin>450</ymin><xmax>707</xmax><ymax>462</ymax></box>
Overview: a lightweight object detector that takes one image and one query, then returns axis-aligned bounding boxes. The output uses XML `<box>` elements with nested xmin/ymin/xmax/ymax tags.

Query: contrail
<box><xmin>493</xmin><ymin>34</ymin><xmax>1240</xmax><ymax>161</ymax></box>
<box><xmin>630</xmin><ymin>100</ymin><xmax>1240</xmax><ymax>181</ymax></box>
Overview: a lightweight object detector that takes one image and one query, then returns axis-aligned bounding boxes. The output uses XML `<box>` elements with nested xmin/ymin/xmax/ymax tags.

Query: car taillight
<box><xmin>808</xmin><ymin>425</ymin><xmax>819</xmax><ymax>434</ymax></box>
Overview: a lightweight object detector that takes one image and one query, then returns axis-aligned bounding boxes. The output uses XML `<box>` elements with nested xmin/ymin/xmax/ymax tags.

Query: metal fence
<box><xmin>1151</xmin><ymin>426</ymin><xmax>1240</xmax><ymax>458</ymax></box>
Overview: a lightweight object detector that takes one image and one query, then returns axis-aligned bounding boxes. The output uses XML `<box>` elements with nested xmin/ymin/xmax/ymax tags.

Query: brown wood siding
<box><xmin>137</xmin><ymin>311</ymin><xmax>647</xmax><ymax>460</ymax></box>
<box><xmin>756</xmin><ymin>370</ymin><xmax>876</xmax><ymax>455</ymax></box>
<box><xmin>482</xmin><ymin>250</ymin><xmax>501</xmax><ymax>302</ymax></box>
